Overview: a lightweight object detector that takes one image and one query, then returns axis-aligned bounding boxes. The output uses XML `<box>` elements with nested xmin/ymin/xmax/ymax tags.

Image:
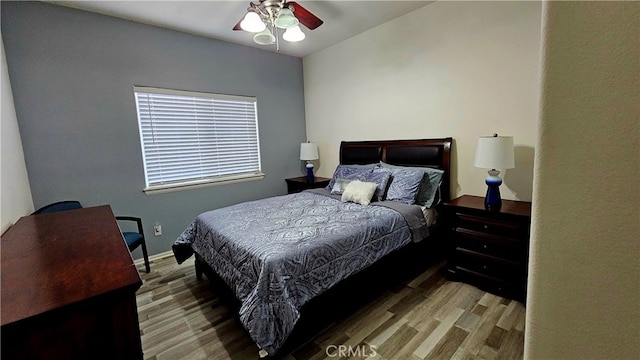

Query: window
<box><xmin>134</xmin><ymin>86</ymin><xmax>263</xmax><ymax>194</ymax></box>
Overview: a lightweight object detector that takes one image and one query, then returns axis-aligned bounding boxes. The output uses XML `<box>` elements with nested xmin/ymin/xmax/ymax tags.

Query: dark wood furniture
<box><xmin>443</xmin><ymin>195</ymin><xmax>531</xmax><ymax>302</ymax></box>
<box><xmin>340</xmin><ymin>138</ymin><xmax>452</xmax><ymax>204</ymax></box>
<box><xmin>190</xmin><ymin>138</ymin><xmax>453</xmax><ymax>356</ymax></box>
<box><xmin>197</xmin><ymin>138</ymin><xmax>453</xmax><ymax>284</ymax></box>
<box><xmin>1</xmin><ymin>205</ymin><xmax>143</xmax><ymax>360</ymax></box>
<box><xmin>197</xmin><ymin>137</ymin><xmax>454</xmax><ymax>281</ymax></box>
<box><xmin>117</xmin><ymin>216</ymin><xmax>151</xmax><ymax>273</ymax></box>
<box><xmin>285</xmin><ymin>176</ymin><xmax>330</xmax><ymax>194</ymax></box>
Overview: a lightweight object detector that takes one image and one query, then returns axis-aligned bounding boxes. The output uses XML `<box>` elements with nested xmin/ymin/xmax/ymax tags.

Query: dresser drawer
<box><xmin>455</xmin><ymin>213</ymin><xmax>528</xmax><ymax>238</ymax></box>
<box><xmin>454</xmin><ymin>228</ymin><xmax>522</xmax><ymax>259</ymax></box>
<box><xmin>456</xmin><ymin>214</ymin><xmax>529</xmax><ymax>238</ymax></box>
<box><xmin>444</xmin><ymin>195</ymin><xmax>531</xmax><ymax>302</ymax></box>
<box><xmin>453</xmin><ymin>248</ymin><xmax>523</xmax><ymax>280</ymax></box>
<box><xmin>451</xmin><ymin>266</ymin><xmax>524</xmax><ymax>300</ymax></box>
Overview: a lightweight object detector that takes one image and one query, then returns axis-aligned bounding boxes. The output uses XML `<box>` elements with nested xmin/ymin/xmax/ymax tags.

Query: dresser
<box><xmin>285</xmin><ymin>176</ymin><xmax>330</xmax><ymax>194</ymax></box>
<box><xmin>443</xmin><ymin>195</ymin><xmax>531</xmax><ymax>302</ymax></box>
<box><xmin>1</xmin><ymin>205</ymin><xmax>143</xmax><ymax>359</ymax></box>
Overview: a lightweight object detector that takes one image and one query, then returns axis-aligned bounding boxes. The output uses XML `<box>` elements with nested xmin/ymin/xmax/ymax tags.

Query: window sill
<box><xmin>143</xmin><ymin>173</ymin><xmax>265</xmax><ymax>195</ymax></box>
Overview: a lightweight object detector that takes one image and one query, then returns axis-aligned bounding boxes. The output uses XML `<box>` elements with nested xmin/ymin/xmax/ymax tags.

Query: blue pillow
<box><xmin>362</xmin><ymin>170</ymin><xmax>392</xmax><ymax>202</ymax></box>
<box><xmin>380</xmin><ymin>162</ymin><xmax>444</xmax><ymax>208</ymax></box>
<box><xmin>327</xmin><ymin>165</ymin><xmax>390</xmax><ymax>201</ymax></box>
<box><xmin>374</xmin><ymin>167</ymin><xmax>424</xmax><ymax>204</ymax></box>
<box><xmin>326</xmin><ymin>165</ymin><xmax>374</xmax><ymax>191</ymax></box>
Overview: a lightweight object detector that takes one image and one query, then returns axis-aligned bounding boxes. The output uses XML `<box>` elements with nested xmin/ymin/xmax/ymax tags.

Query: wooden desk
<box><xmin>1</xmin><ymin>205</ymin><xmax>143</xmax><ymax>359</ymax></box>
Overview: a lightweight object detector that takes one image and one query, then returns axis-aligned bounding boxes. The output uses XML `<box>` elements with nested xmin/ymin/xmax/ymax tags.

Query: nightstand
<box><xmin>285</xmin><ymin>176</ymin><xmax>330</xmax><ymax>194</ymax></box>
<box><xmin>443</xmin><ymin>195</ymin><xmax>531</xmax><ymax>302</ymax></box>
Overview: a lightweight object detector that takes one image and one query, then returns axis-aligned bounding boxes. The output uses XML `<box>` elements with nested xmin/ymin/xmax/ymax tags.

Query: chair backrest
<box><xmin>32</xmin><ymin>201</ymin><xmax>83</xmax><ymax>215</ymax></box>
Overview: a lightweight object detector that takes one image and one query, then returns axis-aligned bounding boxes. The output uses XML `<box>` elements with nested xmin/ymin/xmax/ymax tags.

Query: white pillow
<box><xmin>341</xmin><ymin>180</ymin><xmax>378</xmax><ymax>205</ymax></box>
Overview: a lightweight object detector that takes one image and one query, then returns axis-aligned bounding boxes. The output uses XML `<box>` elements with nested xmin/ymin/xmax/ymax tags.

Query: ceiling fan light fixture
<box><xmin>233</xmin><ymin>1</ymin><xmax>321</xmax><ymax>49</ymax></box>
<box><xmin>274</xmin><ymin>8</ymin><xmax>299</xmax><ymax>29</ymax></box>
<box><xmin>253</xmin><ymin>27</ymin><xmax>276</xmax><ymax>45</ymax></box>
<box><xmin>282</xmin><ymin>25</ymin><xmax>305</xmax><ymax>42</ymax></box>
<box><xmin>240</xmin><ymin>11</ymin><xmax>266</xmax><ymax>33</ymax></box>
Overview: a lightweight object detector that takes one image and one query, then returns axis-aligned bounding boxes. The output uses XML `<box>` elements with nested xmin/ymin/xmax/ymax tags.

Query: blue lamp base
<box><xmin>484</xmin><ymin>169</ymin><xmax>502</xmax><ymax>211</ymax></box>
<box><xmin>305</xmin><ymin>163</ymin><xmax>315</xmax><ymax>183</ymax></box>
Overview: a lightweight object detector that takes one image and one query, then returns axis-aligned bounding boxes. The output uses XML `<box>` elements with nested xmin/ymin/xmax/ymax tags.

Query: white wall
<box><xmin>1</xmin><ymin>36</ymin><xmax>33</xmax><ymax>233</ymax></box>
<box><xmin>304</xmin><ymin>1</ymin><xmax>541</xmax><ymax>201</ymax></box>
<box><xmin>526</xmin><ymin>2</ymin><xmax>639</xmax><ymax>358</ymax></box>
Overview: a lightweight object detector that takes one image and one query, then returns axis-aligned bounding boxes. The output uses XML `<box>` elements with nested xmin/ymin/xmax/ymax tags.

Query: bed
<box><xmin>172</xmin><ymin>137</ymin><xmax>452</xmax><ymax>356</ymax></box>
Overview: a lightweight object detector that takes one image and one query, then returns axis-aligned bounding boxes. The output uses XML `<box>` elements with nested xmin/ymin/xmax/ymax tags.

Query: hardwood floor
<box><xmin>134</xmin><ymin>252</ymin><xmax>525</xmax><ymax>360</ymax></box>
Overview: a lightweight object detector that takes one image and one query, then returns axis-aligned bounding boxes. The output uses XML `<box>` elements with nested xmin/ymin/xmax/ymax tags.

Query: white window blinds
<box><xmin>134</xmin><ymin>87</ymin><xmax>262</xmax><ymax>192</ymax></box>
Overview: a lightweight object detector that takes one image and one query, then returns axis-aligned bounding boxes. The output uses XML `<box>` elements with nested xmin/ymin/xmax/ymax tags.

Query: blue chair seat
<box><xmin>117</xmin><ymin>216</ymin><xmax>150</xmax><ymax>273</ymax></box>
<box><xmin>123</xmin><ymin>232</ymin><xmax>144</xmax><ymax>250</ymax></box>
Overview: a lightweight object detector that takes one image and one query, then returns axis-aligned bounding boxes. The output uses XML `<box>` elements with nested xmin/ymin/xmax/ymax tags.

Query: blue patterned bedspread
<box><xmin>172</xmin><ymin>189</ymin><xmax>428</xmax><ymax>355</ymax></box>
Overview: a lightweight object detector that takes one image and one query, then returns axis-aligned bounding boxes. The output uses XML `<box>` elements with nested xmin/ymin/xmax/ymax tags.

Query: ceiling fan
<box><xmin>233</xmin><ymin>0</ymin><xmax>323</xmax><ymax>49</ymax></box>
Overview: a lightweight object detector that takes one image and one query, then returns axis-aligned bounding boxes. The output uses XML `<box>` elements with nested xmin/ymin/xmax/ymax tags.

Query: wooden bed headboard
<box><xmin>339</xmin><ymin>138</ymin><xmax>453</xmax><ymax>203</ymax></box>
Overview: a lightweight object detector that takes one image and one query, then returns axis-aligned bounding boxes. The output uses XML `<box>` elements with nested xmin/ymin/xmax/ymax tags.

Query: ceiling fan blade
<box><xmin>288</xmin><ymin>1</ymin><xmax>323</xmax><ymax>30</ymax></box>
<box><xmin>233</xmin><ymin>17</ymin><xmax>243</xmax><ymax>31</ymax></box>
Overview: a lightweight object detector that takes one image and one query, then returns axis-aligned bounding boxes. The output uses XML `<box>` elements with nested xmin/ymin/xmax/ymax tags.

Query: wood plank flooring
<box><xmin>134</xmin><ymin>252</ymin><xmax>525</xmax><ymax>360</ymax></box>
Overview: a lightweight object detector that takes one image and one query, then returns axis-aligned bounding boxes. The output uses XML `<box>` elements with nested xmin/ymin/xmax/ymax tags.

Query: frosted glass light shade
<box><xmin>274</xmin><ymin>8</ymin><xmax>299</xmax><ymax>29</ymax></box>
<box><xmin>240</xmin><ymin>11</ymin><xmax>266</xmax><ymax>33</ymax></box>
<box><xmin>474</xmin><ymin>136</ymin><xmax>515</xmax><ymax>169</ymax></box>
<box><xmin>253</xmin><ymin>28</ymin><xmax>275</xmax><ymax>45</ymax></box>
<box><xmin>283</xmin><ymin>26</ymin><xmax>305</xmax><ymax>42</ymax></box>
<box><xmin>300</xmin><ymin>142</ymin><xmax>319</xmax><ymax>160</ymax></box>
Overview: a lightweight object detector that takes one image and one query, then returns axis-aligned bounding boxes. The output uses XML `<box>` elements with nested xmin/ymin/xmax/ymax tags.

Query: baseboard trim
<box><xmin>133</xmin><ymin>249</ymin><xmax>174</xmax><ymax>266</ymax></box>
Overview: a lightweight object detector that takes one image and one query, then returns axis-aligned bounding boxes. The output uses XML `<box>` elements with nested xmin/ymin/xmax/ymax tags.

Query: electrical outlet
<box><xmin>154</xmin><ymin>224</ymin><xmax>162</xmax><ymax>236</ymax></box>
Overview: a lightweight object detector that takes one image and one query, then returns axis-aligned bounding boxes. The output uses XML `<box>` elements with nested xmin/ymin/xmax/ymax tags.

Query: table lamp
<box><xmin>474</xmin><ymin>134</ymin><xmax>515</xmax><ymax>211</ymax></box>
<box><xmin>300</xmin><ymin>142</ymin><xmax>319</xmax><ymax>183</ymax></box>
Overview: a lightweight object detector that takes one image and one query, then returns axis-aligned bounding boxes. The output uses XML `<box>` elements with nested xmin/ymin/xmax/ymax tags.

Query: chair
<box><xmin>116</xmin><ymin>216</ymin><xmax>151</xmax><ymax>273</ymax></box>
<box><xmin>32</xmin><ymin>200</ymin><xmax>82</xmax><ymax>214</ymax></box>
<box><xmin>32</xmin><ymin>201</ymin><xmax>150</xmax><ymax>273</ymax></box>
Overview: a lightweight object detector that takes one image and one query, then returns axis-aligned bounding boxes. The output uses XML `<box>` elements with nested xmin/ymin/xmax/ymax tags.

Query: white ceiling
<box><xmin>45</xmin><ymin>1</ymin><xmax>432</xmax><ymax>58</ymax></box>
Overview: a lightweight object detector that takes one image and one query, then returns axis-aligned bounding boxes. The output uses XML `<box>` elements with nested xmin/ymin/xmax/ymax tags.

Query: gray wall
<box><xmin>1</xmin><ymin>1</ymin><xmax>307</xmax><ymax>257</ymax></box>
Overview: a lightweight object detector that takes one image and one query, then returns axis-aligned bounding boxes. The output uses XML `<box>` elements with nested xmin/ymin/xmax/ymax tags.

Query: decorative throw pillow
<box><xmin>341</xmin><ymin>180</ymin><xmax>378</xmax><ymax>206</ymax></box>
<box><xmin>380</xmin><ymin>162</ymin><xmax>444</xmax><ymax>208</ymax></box>
<box><xmin>361</xmin><ymin>170</ymin><xmax>392</xmax><ymax>202</ymax></box>
<box><xmin>374</xmin><ymin>167</ymin><xmax>424</xmax><ymax>204</ymax></box>
<box><xmin>326</xmin><ymin>165</ymin><xmax>375</xmax><ymax>191</ymax></box>
<box><xmin>330</xmin><ymin>178</ymin><xmax>353</xmax><ymax>195</ymax></box>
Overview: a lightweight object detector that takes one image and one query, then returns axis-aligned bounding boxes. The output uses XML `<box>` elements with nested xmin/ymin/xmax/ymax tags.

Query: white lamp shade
<box><xmin>474</xmin><ymin>136</ymin><xmax>515</xmax><ymax>169</ymax></box>
<box><xmin>300</xmin><ymin>142</ymin><xmax>319</xmax><ymax>161</ymax></box>
<box><xmin>253</xmin><ymin>28</ymin><xmax>275</xmax><ymax>45</ymax></box>
<box><xmin>274</xmin><ymin>8</ymin><xmax>299</xmax><ymax>29</ymax></box>
<box><xmin>283</xmin><ymin>25</ymin><xmax>305</xmax><ymax>42</ymax></box>
<box><xmin>240</xmin><ymin>11</ymin><xmax>266</xmax><ymax>33</ymax></box>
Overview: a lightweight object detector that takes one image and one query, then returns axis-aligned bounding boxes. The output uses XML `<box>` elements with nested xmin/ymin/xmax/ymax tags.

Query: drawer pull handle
<box><xmin>483</xmin><ymin>244</ymin><xmax>488</xmax><ymax>249</ymax></box>
<box><xmin>483</xmin><ymin>265</ymin><xmax>488</xmax><ymax>270</ymax></box>
<box><xmin>483</xmin><ymin>225</ymin><xmax>489</xmax><ymax>229</ymax></box>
